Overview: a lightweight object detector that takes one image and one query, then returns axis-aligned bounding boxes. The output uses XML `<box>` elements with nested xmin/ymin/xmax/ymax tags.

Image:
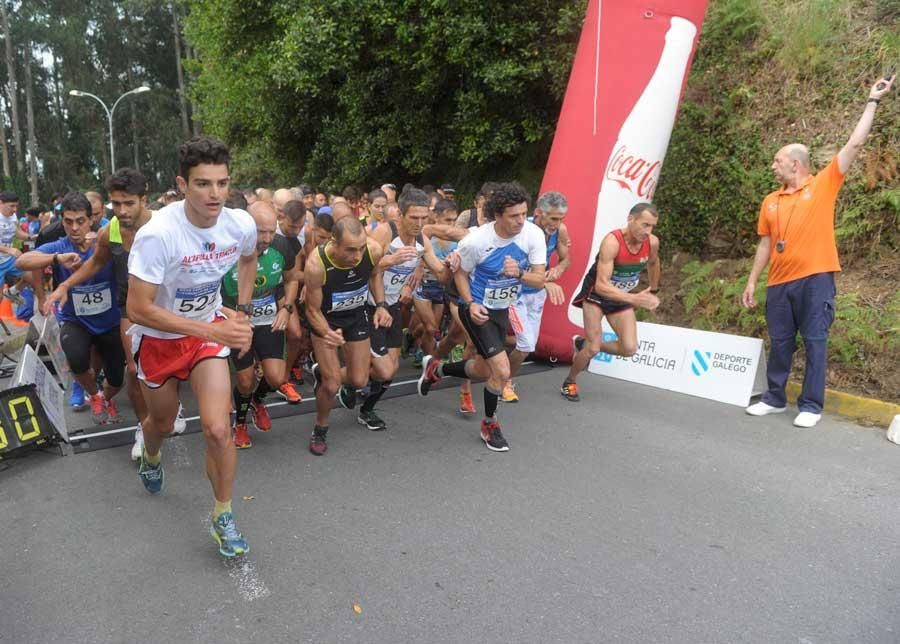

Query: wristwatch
<box><xmin>375</xmin><ymin>301</ymin><xmax>388</xmax><ymax>309</ymax></box>
<box><xmin>283</xmin><ymin>303</ymin><xmax>294</xmax><ymax>313</ymax></box>
<box><xmin>650</xmin><ymin>288</ymin><xmax>660</xmax><ymax>294</ymax></box>
<box><xmin>236</xmin><ymin>303</ymin><xmax>253</xmax><ymax>315</ymax></box>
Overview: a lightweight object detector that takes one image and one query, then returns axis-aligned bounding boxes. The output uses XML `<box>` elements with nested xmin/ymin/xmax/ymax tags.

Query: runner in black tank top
<box><xmin>302</xmin><ymin>216</ymin><xmax>389</xmax><ymax>456</ymax></box>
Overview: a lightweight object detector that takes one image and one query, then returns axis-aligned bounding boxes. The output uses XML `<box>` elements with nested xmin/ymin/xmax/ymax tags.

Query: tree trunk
<box><xmin>0</xmin><ymin>0</ymin><xmax>24</xmax><ymax>175</ymax></box>
<box><xmin>124</xmin><ymin>18</ymin><xmax>141</xmax><ymax>172</ymax></box>
<box><xmin>51</xmin><ymin>50</ymin><xmax>66</xmax><ymax>185</ymax></box>
<box><xmin>0</xmin><ymin>94</ymin><xmax>10</xmax><ymax>179</ymax></box>
<box><xmin>23</xmin><ymin>42</ymin><xmax>39</xmax><ymax>206</ymax></box>
<box><xmin>172</xmin><ymin>4</ymin><xmax>190</xmax><ymax>140</ymax></box>
<box><xmin>185</xmin><ymin>42</ymin><xmax>201</xmax><ymax>136</ymax></box>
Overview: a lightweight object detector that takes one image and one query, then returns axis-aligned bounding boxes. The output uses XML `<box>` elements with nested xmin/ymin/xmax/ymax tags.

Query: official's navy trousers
<box><xmin>761</xmin><ymin>272</ymin><xmax>836</xmax><ymax>414</ymax></box>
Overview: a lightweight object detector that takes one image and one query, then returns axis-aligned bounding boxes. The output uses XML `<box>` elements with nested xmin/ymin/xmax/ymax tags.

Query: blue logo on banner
<box><xmin>691</xmin><ymin>350</ymin><xmax>711</xmax><ymax>376</ymax></box>
<box><xmin>593</xmin><ymin>331</ymin><xmax>619</xmax><ymax>364</ymax></box>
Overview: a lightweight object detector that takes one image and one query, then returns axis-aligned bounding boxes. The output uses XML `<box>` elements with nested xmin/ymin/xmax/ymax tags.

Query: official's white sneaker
<box><xmin>172</xmin><ymin>404</ymin><xmax>186</xmax><ymax>435</ymax></box>
<box><xmin>745</xmin><ymin>401</ymin><xmax>787</xmax><ymax>416</ymax></box>
<box><xmin>793</xmin><ymin>412</ymin><xmax>822</xmax><ymax>428</ymax></box>
<box><xmin>131</xmin><ymin>425</ymin><xmax>144</xmax><ymax>461</ymax></box>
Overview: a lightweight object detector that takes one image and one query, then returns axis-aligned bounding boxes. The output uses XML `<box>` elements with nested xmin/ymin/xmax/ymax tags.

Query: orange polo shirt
<box><xmin>757</xmin><ymin>156</ymin><xmax>844</xmax><ymax>287</ymax></box>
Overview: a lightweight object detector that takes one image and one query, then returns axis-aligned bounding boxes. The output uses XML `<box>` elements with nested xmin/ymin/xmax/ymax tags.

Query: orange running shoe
<box><xmin>90</xmin><ymin>392</ymin><xmax>108</xmax><ymax>424</ymax></box>
<box><xmin>277</xmin><ymin>382</ymin><xmax>302</xmax><ymax>404</ymax></box>
<box><xmin>459</xmin><ymin>390</ymin><xmax>476</xmax><ymax>415</ymax></box>
<box><xmin>105</xmin><ymin>397</ymin><xmax>120</xmax><ymax>423</ymax></box>
<box><xmin>233</xmin><ymin>423</ymin><xmax>252</xmax><ymax>449</ymax></box>
<box><xmin>560</xmin><ymin>380</ymin><xmax>580</xmax><ymax>402</ymax></box>
<box><xmin>250</xmin><ymin>401</ymin><xmax>272</xmax><ymax>432</ymax></box>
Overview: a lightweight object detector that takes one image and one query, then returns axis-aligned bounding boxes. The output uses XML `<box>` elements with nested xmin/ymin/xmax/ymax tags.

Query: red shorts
<box><xmin>134</xmin><ymin>332</ymin><xmax>230</xmax><ymax>388</ymax></box>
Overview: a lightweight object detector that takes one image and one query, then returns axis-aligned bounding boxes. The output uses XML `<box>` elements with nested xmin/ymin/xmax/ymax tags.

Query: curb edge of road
<box><xmin>786</xmin><ymin>382</ymin><xmax>900</xmax><ymax>428</ymax></box>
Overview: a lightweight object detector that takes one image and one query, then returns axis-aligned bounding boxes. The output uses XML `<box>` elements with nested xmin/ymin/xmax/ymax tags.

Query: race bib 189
<box><xmin>331</xmin><ymin>284</ymin><xmax>368</xmax><ymax>313</ymax></box>
<box><xmin>611</xmin><ymin>276</ymin><xmax>640</xmax><ymax>292</ymax></box>
<box><xmin>482</xmin><ymin>277</ymin><xmax>520</xmax><ymax>310</ymax></box>
<box><xmin>174</xmin><ymin>282</ymin><xmax>219</xmax><ymax>319</ymax></box>
<box><xmin>250</xmin><ymin>293</ymin><xmax>277</xmax><ymax>327</ymax></box>
<box><xmin>72</xmin><ymin>282</ymin><xmax>112</xmax><ymax>317</ymax></box>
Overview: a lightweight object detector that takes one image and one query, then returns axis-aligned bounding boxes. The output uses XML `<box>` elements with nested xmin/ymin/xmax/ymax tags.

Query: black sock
<box><xmin>253</xmin><ymin>379</ymin><xmax>274</xmax><ymax>402</ymax></box>
<box><xmin>439</xmin><ymin>360</ymin><xmax>469</xmax><ymax>379</ymax></box>
<box><xmin>484</xmin><ymin>386</ymin><xmax>500</xmax><ymax>419</ymax></box>
<box><xmin>233</xmin><ymin>387</ymin><xmax>251</xmax><ymax>424</ymax></box>
<box><xmin>361</xmin><ymin>380</ymin><xmax>390</xmax><ymax>413</ymax></box>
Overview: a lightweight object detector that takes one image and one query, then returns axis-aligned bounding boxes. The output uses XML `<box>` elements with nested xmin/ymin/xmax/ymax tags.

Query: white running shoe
<box><xmin>172</xmin><ymin>404</ymin><xmax>186</xmax><ymax>435</ymax></box>
<box><xmin>131</xmin><ymin>425</ymin><xmax>144</xmax><ymax>462</ymax></box>
<box><xmin>793</xmin><ymin>411</ymin><xmax>822</xmax><ymax>428</ymax></box>
<box><xmin>745</xmin><ymin>401</ymin><xmax>787</xmax><ymax>416</ymax></box>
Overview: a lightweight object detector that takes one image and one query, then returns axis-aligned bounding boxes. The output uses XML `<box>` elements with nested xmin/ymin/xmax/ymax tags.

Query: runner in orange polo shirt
<box><xmin>741</xmin><ymin>74</ymin><xmax>894</xmax><ymax>428</ymax></box>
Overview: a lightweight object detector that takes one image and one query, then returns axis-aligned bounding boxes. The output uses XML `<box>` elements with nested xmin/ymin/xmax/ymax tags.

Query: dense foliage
<box><xmin>184</xmin><ymin>0</ymin><xmax>587</xmax><ymax>193</ymax></box>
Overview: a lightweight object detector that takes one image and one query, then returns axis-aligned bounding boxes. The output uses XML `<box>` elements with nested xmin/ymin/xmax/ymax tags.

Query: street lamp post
<box><xmin>69</xmin><ymin>85</ymin><xmax>151</xmax><ymax>174</ymax></box>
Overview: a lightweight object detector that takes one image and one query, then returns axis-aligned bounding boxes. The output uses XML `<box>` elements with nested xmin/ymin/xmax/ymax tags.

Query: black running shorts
<box><xmin>458</xmin><ymin>304</ymin><xmax>509</xmax><ymax>359</ymax></box>
<box><xmin>230</xmin><ymin>324</ymin><xmax>286</xmax><ymax>371</ymax></box>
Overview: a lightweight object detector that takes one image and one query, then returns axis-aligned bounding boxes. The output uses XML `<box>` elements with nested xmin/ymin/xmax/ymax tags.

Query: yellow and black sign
<box><xmin>0</xmin><ymin>384</ymin><xmax>57</xmax><ymax>455</ymax></box>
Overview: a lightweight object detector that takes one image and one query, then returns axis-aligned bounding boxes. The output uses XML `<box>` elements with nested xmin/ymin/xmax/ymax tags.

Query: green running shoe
<box><xmin>210</xmin><ymin>512</ymin><xmax>249</xmax><ymax>558</ymax></box>
<box><xmin>357</xmin><ymin>409</ymin><xmax>387</xmax><ymax>431</ymax></box>
<box><xmin>138</xmin><ymin>454</ymin><xmax>164</xmax><ymax>494</ymax></box>
<box><xmin>337</xmin><ymin>384</ymin><xmax>357</xmax><ymax>409</ymax></box>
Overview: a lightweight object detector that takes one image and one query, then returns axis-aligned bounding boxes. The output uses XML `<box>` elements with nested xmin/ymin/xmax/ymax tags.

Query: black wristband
<box><xmin>867</xmin><ymin>98</ymin><xmax>880</xmax><ymax>104</ymax></box>
<box><xmin>236</xmin><ymin>303</ymin><xmax>253</xmax><ymax>315</ymax></box>
<box><xmin>282</xmin><ymin>303</ymin><xmax>294</xmax><ymax>313</ymax></box>
<box><xmin>375</xmin><ymin>301</ymin><xmax>388</xmax><ymax>309</ymax></box>
<box><xmin>51</xmin><ymin>253</ymin><xmax>59</xmax><ymax>267</ymax></box>
<box><xmin>650</xmin><ymin>288</ymin><xmax>660</xmax><ymax>294</ymax></box>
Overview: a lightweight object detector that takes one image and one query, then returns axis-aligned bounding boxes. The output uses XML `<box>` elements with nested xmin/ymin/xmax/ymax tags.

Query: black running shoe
<box><xmin>480</xmin><ymin>419</ymin><xmax>509</xmax><ymax>452</ymax></box>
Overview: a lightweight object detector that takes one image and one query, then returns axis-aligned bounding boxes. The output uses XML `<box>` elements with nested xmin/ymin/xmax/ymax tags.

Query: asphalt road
<box><xmin>2</xmin><ymin>369</ymin><xmax>899</xmax><ymax>644</ymax></box>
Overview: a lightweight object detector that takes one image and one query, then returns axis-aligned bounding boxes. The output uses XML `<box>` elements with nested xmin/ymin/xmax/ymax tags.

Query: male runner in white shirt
<box><xmin>127</xmin><ymin>137</ymin><xmax>257</xmax><ymax>558</ymax></box>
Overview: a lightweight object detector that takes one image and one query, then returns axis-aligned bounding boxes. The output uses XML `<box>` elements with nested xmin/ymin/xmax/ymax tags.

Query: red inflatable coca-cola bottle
<box><xmin>536</xmin><ymin>0</ymin><xmax>708</xmax><ymax>360</ymax></box>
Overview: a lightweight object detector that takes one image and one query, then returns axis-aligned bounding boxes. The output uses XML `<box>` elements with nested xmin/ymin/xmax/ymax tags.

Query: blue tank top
<box><xmin>37</xmin><ymin>236</ymin><xmax>120</xmax><ymax>333</ymax></box>
<box><xmin>521</xmin><ymin>222</ymin><xmax>559</xmax><ymax>295</ymax></box>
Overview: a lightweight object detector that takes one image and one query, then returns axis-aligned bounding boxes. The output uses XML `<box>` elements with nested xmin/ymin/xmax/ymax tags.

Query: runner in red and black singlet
<box><xmin>562</xmin><ymin>202</ymin><xmax>662</xmax><ymax>403</ymax></box>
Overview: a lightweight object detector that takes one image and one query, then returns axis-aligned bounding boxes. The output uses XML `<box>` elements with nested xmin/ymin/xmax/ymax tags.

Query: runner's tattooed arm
<box><xmin>273</xmin><ymin>261</ymin><xmax>302</xmax><ymax>331</ymax></box>
<box><xmin>235</xmin><ymin>252</ymin><xmax>256</xmax><ymax>317</ymax></box>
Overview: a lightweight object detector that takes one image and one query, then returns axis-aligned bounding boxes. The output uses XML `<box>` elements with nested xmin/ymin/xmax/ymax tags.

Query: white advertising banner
<box><xmin>588</xmin><ymin>321</ymin><xmax>767</xmax><ymax>407</ymax></box>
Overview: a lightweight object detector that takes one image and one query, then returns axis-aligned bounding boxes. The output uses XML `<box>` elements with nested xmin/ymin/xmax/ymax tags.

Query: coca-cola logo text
<box><xmin>604</xmin><ymin>146</ymin><xmax>661</xmax><ymax>199</ymax></box>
